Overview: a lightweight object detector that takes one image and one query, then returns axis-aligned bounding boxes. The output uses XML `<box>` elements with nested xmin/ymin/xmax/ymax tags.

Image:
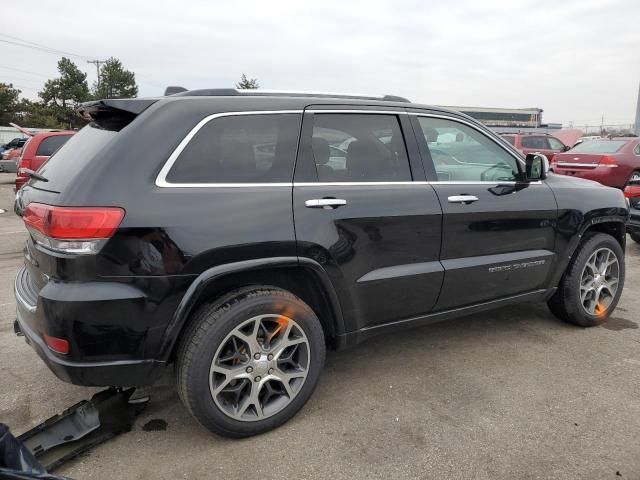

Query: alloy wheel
<box><xmin>579</xmin><ymin>248</ymin><xmax>620</xmax><ymax>316</ymax></box>
<box><xmin>209</xmin><ymin>314</ymin><xmax>310</xmax><ymax>421</ymax></box>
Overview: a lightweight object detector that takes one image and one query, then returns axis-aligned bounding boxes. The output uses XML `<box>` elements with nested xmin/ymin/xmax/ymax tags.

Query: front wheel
<box><xmin>175</xmin><ymin>287</ymin><xmax>326</xmax><ymax>438</ymax></box>
<box><xmin>548</xmin><ymin>233</ymin><xmax>625</xmax><ymax>326</ymax></box>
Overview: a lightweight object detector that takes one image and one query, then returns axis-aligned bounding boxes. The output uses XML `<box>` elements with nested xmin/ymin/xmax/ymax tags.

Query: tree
<box><xmin>19</xmin><ymin>100</ymin><xmax>61</xmax><ymax>129</ymax></box>
<box><xmin>0</xmin><ymin>83</ymin><xmax>22</xmax><ymax>125</ymax></box>
<box><xmin>39</xmin><ymin>57</ymin><xmax>91</xmax><ymax>128</ymax></box>
<box><xmin>236</xmin><ymin>73</ymin><xmax>259</xmax><ymax>89</ymax></box>
<box><xmin>94</xmin><ymin>57</ymin><xmax>138</xmax><ymax>99</ymax></box>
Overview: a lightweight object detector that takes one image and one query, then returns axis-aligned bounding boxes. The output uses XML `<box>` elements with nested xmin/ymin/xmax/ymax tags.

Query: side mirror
<box><xmin>525</xmin><ymin>153</ymin><xmax>549</xmax><ymax>181</ymax></box>
<box><xmin>562</xmin><ymin>145</ymin><xmax>571</xmax><ymax>152</ymax></box>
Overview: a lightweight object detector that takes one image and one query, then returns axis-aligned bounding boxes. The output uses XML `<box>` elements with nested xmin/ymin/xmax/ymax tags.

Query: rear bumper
<box><xmin>14</xmin><ymin>267</ymin><xmax>167</xmax><ymax>387</ymax></box>
<box><xmin>552</xmin><ymin>165</ymin><xmax>627</xmax><ymax>188</ymax></box>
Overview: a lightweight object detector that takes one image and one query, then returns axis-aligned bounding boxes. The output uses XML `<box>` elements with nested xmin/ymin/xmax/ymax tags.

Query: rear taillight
<box><xmin>599</xmin><ymin>156</ymin><xmax>618</xmax><ymax>168</ymax></box>
<box><xmin>624</xmin><ymin>184</ymin><xmax>640</xmax><ymax>199</ymax></box>
<box><xmin>23</xmin><ymin>203</ymin><xmax>125</xmax><ymax>254</ymax></box>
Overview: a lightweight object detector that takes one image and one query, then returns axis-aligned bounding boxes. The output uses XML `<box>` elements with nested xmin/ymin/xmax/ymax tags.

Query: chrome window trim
<box><xmin>294</xmin><ymin>181</ymin><xmax>429</xmax><ymax>186</ymax></box>
<box><xmin>408</xmin><ymin>112</ymin><xmax>526</xmax><ymax>166</ymax></box>
<box><xmin>155</xmin><ymin>110</ymin><xmax>303</xmax><ymax>188</ymax></box>
<box><xmin>156</xmin><ymin>108</ymin><xmax>529</xmax><ymax>188</ymax></box>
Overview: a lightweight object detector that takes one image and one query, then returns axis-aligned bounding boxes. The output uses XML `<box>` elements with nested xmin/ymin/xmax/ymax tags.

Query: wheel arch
<box><xmin>550</xmin><ymin>216</ymin><xmax>627</xmax><ymax>290</ymax></box>
<box><xmin>160</xmin><ymin>257</ymin><xmax>345</xmax><ymax>362</ymax></box>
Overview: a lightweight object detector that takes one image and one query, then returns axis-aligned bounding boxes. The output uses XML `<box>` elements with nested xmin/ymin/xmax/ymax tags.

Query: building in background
<box><xmin>443</xmin><ymin>106</ymin><xmax>562</xmax><ymax>134</ymax></box>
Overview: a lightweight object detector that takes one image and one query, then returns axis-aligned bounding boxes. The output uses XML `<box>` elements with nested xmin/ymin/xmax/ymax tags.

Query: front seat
<box><xmin>346</xmin><ymin>140</ymin><xmax>385</xmax><ymax>180</ymax></box>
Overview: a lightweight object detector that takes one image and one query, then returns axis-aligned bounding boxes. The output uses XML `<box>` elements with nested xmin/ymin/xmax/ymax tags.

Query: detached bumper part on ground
<box><xmin>0</xmin><ymin>388</ymin><xmax>147</xmax><ymax>478</ymax></box>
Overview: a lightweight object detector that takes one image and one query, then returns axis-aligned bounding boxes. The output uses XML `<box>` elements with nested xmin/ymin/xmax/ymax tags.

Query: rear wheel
<box><xmin>628</xmin><ymin>171</ymin><xmax>640</xmax><ymax>184</ymax></box>
<box><xmin>548</xmin><ymin>233</ymin><xmax>624</xmax><ymax>326</ymax></box>
<box><xmin>175</xmin><ymin>287</ymin><xmax>325</xmax><ymax>438</ymax></box>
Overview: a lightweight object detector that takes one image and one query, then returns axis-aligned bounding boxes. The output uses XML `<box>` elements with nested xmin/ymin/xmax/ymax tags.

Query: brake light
<box><xmin>44</xmin><ymin>334</ymin><xmax>69</xmax><ymax>355</ymax></box>
<box><xmin>599</xmin><ymin>156</ymin><xmax>618</xmax><ymax>168</ymax></box>
<box><xmin>23</xmin><ymin>203</ymin><xmax>125</xmax><ymax>254</ymax></box>
<box><xmin>624</xmin><ymin>185</ymin><xmax>640</xmax><ymax>198</ymax></box>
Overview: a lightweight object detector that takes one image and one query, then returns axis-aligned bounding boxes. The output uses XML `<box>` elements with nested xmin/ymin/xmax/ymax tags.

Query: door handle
<box><xmin>448</xmin><ymin>195</ymin><xmax>479</xmax><ymax>204</ymax></box>
<box><xmin>305</xmin><ymin>198</ymin><xmax>347</xmax><ymax>209</ymax></box>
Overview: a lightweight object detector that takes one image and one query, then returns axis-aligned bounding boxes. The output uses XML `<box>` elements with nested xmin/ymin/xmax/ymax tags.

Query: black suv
<box><xmin>13</xmin><ymin>90</ymin><xmax>628</xmax><ymax>437</ymax></box>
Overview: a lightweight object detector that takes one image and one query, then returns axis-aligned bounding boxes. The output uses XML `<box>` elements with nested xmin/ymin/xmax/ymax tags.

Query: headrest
<box><xmin>312</xmin><ymin>137</ymin><xmax>330</xmax><ymax>165</ymax></box>
<box><xmin>347</xmin><ymin>140</ymin><xmax>384</xmax><ymax>178</ymax></box>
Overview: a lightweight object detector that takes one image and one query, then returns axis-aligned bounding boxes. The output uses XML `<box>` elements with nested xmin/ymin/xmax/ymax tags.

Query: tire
<box><xmin>548</xmin><ymin>232</ymin><xmax>625</xmax><ymax>326</ymax></box>
<box><xmin>629</xmin><ymin>171</ymin><xmax>640</xmax><ymax>184</ymax></box>
<box><xmin>175</xmin><ymin>286</ymin><xmax>325</xmax><ymax>438</ymax></box>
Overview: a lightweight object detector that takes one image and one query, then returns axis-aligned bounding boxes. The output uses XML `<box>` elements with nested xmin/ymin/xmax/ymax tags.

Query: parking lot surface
<box><xmin>1</xmin><ymin>172</ymin><xmax>639</xmax><ymax>479</ymax></box>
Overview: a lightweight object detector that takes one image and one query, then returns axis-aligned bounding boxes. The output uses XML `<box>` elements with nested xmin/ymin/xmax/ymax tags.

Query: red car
<box><xmin>551</xmin><ymin>137</ymin><xmax>640</xmax><ymax>189</ymax></box>
<box><xmin>16</xmin><ymin>131</ymin><xmax>74</xmax><ymax>190</ymax></box>
<box><xmin>500</xmin><ymin>133</ymin><xmax>570</xmax><ymax>161</ymax></box>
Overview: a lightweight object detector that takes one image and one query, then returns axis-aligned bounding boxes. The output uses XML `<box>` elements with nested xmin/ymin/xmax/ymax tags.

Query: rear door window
<box><xmin>521</xmin><ymin>136</ymin><xmax>550</xmax><ymax>149</ymax></box>
<box><xmin>35</xmin><ymin>135</ymin><xmax>72</xmax><ymax>157</ymax></box>
<box><xmin>547</xmin><ymin>137</ymin><xmax>565</xmax><ymax>150</ymax></box>
<box><xmin>166</xmin><ymin>113</ymin><xmax>301</xmax><ymax>184</ymax></box>
<box><xmin>309</xmin><ymin>114</ymin><xmax>411</xmax><ymax>182</ymax></box>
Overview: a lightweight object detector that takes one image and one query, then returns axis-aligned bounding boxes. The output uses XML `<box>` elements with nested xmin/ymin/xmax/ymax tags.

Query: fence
<box><xmin>0</xmin><ymin>126</ymin><xmax>52</xmax><ymax>145</ymax></box>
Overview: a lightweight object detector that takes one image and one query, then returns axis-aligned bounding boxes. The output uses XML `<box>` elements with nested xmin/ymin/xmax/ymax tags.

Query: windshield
<box><xmin>570</xmin><ymin>140</ymin><xmax>629</xmax><ymax>154</ymax></box>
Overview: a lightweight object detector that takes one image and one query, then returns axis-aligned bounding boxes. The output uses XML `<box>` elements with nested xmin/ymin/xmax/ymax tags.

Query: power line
<box><xmin>0</xmin><ymin>37</ymin><xmax>91</xmax><ymax>60</ymax></box>
<box><xmin>0</xmin><ymin>65</ymin><xmax>50</xmax><ymax>78</ymax></box>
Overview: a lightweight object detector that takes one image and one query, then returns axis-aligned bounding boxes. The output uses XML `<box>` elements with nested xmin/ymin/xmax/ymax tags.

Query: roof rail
<box><xmin>166</xmin><ymin>87</ymin><xmax>410</xmax><ymax>102</ymax></box>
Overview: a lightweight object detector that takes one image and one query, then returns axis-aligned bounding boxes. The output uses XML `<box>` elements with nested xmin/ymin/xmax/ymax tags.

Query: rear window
<box><xmin>35</xmin><ymin>135</ymin><xmax>72</xmax><ymax>157</ymax></box>
<box><xmin>165</xmin><ymin>113</ymin><xmax>301</xmax><ymax>184</ymax></box>
<box><xmin>570</xmin><ymin>140</ymin><xmax>629</xmax><ymax>153</ymax></box>
<box><xmin>36</xmin><ymin>125</ymin><xmax>118</xmax><ymax>192</ymax></box>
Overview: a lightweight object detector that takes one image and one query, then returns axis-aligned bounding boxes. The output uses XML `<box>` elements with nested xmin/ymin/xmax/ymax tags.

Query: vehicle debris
<box><xmin>0</xmin><ymin>388</ymin><xmax>147</xmax><ymax>478</ymax></box>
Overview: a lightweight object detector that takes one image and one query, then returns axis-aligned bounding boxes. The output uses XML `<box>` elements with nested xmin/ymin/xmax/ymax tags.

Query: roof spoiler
<box><xmin>76</xmin><ymin>99</ymin><xmax>158</xmax><ymax>120</ymax></box>
<box><xmin>76</xmin><ymin>99</ymin><xmax>158</xmax><ymax>130</ymax></box>
<box><xmin>164</xmin><ymin>86</ymin><xmax>188</xmax><ymax>96</ymax></box>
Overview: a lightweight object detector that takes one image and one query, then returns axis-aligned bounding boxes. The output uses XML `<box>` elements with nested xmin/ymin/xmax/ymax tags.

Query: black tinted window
<box><xmin>311</xmin><ymin>114</ymin><xmax>411</xmax><ymax>182</ymax></box>
<box><xmin>521</xmin><ymin>136</ymin><xmax>549</xmax><ymax>149</ymax></box>
<box><xmin>502</xmin><ymin>135</ymin><xmax>515</xmax><ymax>145</ymax></box>
<box><xmin>36</xmin><ymin>135</ymin><xmax>72</xmax><ymax>157</ymax></box>
<box><xmin>38</xmin><ymin>125</ymin><xmax>117</xmax><ymax>192</ymax></box>
<box><xmin>167</xmin><ymin>114</ymin><xmax>301</xmax><ymax>183</ymax></box>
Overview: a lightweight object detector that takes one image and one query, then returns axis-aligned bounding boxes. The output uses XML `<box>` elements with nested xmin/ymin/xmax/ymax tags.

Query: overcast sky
<box><xmin>1</xmin><ymin>0</ymin><xmax>639</xmax><ymax>127</ymax></box>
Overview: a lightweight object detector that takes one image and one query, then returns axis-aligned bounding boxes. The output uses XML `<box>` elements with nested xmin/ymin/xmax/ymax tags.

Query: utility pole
<box><xmin>635</xmin><ymin>81</ymin><xmax>640</xmax><ymax>136</ymax></box>
<box><xmin>87</xmin><ymin>59</ymin><xmax>107</xmax><ymax>90</ymax></box>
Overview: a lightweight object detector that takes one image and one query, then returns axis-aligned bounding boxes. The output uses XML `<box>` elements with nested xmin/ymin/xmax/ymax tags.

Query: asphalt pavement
<box><xmin>0</xmin><ymin>172</ymin><xmax>639</xmax><ymax>479</ymax></box>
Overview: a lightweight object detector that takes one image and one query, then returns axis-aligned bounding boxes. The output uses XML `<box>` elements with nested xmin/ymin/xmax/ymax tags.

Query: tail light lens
<box><xmin>599</xmin><ymin>156</ymin><xmax>618</xmax><ymax>168</ymax></box>
<box><xmin>624</xmin><ymin>184</ymin><xmax>640</xmax><ymax>199</ymax></box>
<box><xmin>23</xmin><ymin>203</ymin><xmax>125</xmax><ymax>254</ymax></box>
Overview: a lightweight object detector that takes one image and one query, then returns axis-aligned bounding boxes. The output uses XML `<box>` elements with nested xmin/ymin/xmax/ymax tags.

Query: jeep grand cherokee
<box><xmin>13</xmin><ymin>89</ymin><xmax>628</xmax><ymax>437</ymax></box>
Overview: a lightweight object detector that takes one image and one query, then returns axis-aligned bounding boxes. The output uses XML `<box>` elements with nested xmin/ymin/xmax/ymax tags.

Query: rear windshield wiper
<box><xmin>21</xmin><ymin>168</ymin><xmax>48</xmax><ymax>182</ymax></box>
